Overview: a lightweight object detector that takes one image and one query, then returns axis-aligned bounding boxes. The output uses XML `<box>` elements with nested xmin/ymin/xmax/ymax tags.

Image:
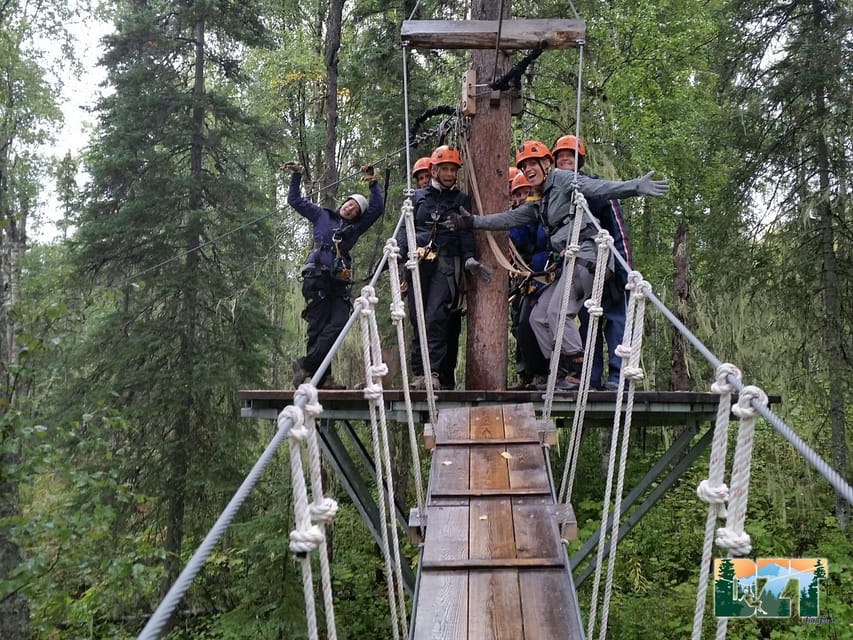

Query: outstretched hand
<box><xmin>360</xmin><ymin>164</ymin><xmax>376</xmax><ymax>183</ymax></box>
<box><xmin>282</xmin><ymin>161</ymin><xmax>304</xmax><ymax>174</ymax></box>
<box><xmin>441</xmin><ymin>206</ymin><xmax>474</xmax><ymax>231</ymax></box>
<box><xmin>637</xmin><ymin>171</ymin><xmax>668</xmax><ymax>197</ymax></box>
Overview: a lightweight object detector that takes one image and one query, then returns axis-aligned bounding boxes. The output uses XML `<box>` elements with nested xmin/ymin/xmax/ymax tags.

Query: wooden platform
<box><xmin>411</xmin><ymin>403</ymin><xmax>583</xmax><ymax>640</ymax></box>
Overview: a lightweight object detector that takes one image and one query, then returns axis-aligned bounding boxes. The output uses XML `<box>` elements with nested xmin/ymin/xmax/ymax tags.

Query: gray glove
<box><xmin>637</xmin><ymin>171</ymin><xmax>668</xmax><ymax>197</ymax></box>
<box><xmin>442</xmin><ymin>206</ymin><xmax>474</xmax><ymax>231</ymax></box>
<box><xmin>465</xmin><ymin>258</ymin><xmax>492</xmax><ymax>283</ymax></box>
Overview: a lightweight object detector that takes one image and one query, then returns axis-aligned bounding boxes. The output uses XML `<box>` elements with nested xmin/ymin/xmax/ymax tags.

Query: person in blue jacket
<box><xmin>284</xmin><ymin>161</ymin><xmax>384</xmax><ymax>389</ymax></box>
<box><xmin>552</xmin><ymin>135</ymin><xmax>631</xmax><ymax>390</ymax></box>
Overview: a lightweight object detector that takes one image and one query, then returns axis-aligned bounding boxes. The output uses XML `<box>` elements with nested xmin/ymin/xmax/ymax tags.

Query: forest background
<box><xmin>1</xmin><ymin>0</ymin><xmax>851</xmax><ymax>638</ymax></box>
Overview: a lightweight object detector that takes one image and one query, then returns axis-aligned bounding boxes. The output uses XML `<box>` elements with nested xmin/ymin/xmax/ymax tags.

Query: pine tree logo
<box><xmin>713</xmin><ymin>558</ymin><xmax>828</xmax><ymax>618</ymax></box>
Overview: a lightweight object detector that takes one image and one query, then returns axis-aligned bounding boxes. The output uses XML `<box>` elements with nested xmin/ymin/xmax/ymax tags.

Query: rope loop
<box><xmin>280</xmin><ymin>405</ymin><xmax>308</xmax><ymax>441</ymax></box>
<box><xmin>732</xmin><ymin>385</ymin><xmax>768</xmax><ymax>419</ymax></box>
<box><xmin>696</xmin><ymin>478</ymin><xmax>729</xmax><ymax>506</ymax></box>
<box><xmin>595</xmin><ymin>229</ymin><xmax>611</xmax><ymax>247</ymax></box>
<box><xmin>361</xmin><ymin>285</ymin><xmax>379</xmax><ymax>306</ymax></box>
<box><xmin>295</xmin><ymin>384</ymin><xmax>323</xmax><ymax>417</ymax></box>
<box><xmin>715</xmin><ymin>526</ymin><xmax>752</xmax><ymax>557</ymax></box>
<box><xmin>289</xmin><ymin>524</ymin><xmax>325</xmax><ymax>554</ymax></box>
<box><xmin>405</xmin><ymin>256</ymin><xmax>419</xmax><ymax>271</ymax></box>
<box><xmin>310</xmin><ymin>497</ymin><xmax>339</xmax><ymax>525</ymax></box>
<box><xmin>711</xmin><ymin>362</ymin><xmax>741</xmax><ymax>395</ymax></box>
<box><xmin>384</xmin><ymin>238</ymin><xmax>401</xmax><ymax>260</ymax></box>
<box><xmin>626</xmin><ymin>270</ymin><xmax>643</xmax><ymax>290</ymax></box>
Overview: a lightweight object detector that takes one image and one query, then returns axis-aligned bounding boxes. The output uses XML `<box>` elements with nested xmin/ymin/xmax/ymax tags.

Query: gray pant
<box><xmin>529</xmin><ymin>263</ymin><xmax>594</xmax><ymax>359</ymax></box>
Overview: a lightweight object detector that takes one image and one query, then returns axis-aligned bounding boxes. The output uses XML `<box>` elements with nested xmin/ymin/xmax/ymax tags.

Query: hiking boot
<box><xmin>292</xmin><ymin>359</ymin><xmax>311</xmax><ymax>388</ymax></box>
<box><xmin>525</xmin><ymin>374</ymin><xmax>547</xmax><ymax>390</ymax></box>
<box><xmin>604</xmin><ymin>372</ymin><xmax>621</xmax><ymax>390</ymax></box>
<box><xmin>555</xmin><ymin>375</ymin><xmax>581</xmax><ymax>391</ymax></box>
<box><xmin>507</xmin><ymin>373</ymin><xmax>533</xmax><ymax>391</ymax></box>
<box><xmin>318</xmin><ymin>376</ymin><xmax>346</xmax><ymax>390</ymax></box>
<box><xmin>410</xmin><ymin>372</ymin><xmax>441</xmax><ymax>391</ymax></box>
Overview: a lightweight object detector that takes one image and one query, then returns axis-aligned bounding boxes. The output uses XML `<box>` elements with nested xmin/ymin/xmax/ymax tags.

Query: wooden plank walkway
<box><xmin>411</xmin><ymin>403</ymin><xmax>583</xmax><ymax>640</ymax></box>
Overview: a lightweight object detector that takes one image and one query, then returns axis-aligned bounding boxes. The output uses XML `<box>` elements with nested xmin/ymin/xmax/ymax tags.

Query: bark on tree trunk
<box><xmin>670</xmin><ymin>220</ymin><xmax>690</xmax><ymax>448</ymax></box>
<box><xmin>465</xmin><ymin>0</ymin><xmax>512</xmax><ymax>390</ymax></box>
<box><xmin>322</xmin><ymin>0</ymin><xmax>344</xmax><ymax>209</ymax></box>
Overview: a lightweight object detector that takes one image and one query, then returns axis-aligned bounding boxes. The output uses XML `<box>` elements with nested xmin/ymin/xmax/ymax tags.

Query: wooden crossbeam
<box><xmin>401</xmin><ymin>19</ymin><xmax>585</xmax><ymax>50</ymax></box>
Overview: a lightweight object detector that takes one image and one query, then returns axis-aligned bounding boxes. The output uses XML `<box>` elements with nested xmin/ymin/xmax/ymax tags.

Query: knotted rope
<box><xmin>691</xmin><ymin>363</ymin><xmax>740</xmax><ymax>640</ymax></box>
<box><xmin>356</xmin><ymin>286</ymin><xmax>409</xmax><ymax>640</ymax></box>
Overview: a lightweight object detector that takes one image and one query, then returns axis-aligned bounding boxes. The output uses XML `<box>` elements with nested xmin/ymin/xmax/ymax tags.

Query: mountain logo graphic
<box><xmin>713</xmin><ymin>558</ymin><xmax>828</xmax><ymax>618</ymax></box>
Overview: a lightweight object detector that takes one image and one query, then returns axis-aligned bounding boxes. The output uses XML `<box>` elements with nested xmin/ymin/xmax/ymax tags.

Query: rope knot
<box><xmin>390</xmin><ymin>300</ymin><xmax>406</xmax><ymax>322</ymax></box>
<box><xmin>716</xmin><ymin>526</ymin><xmax>752</xmax><ymax>557</ymax></box>
<box><xmin>583</xmin><ymin>300</ymin><xmax>603</xmax><ymax>317</ymax></box>
<box><xmin>595</xmin><ymin>229</ymin><xmax>612</xmax><ymax>248</ymax></box>
<box><xmin>564</xmin><ymin>243</ymin><xmax>580</xmax><ymax>257</ymax></box>
<box><xmin>360</xmin><ymin>285</ymin><xmax>378</xmax><ymax>306</ymax></box>
<box><xmin>295</xmin><ymin>384</ymin><xmax>323</xmax><ymax>417</ymax></box>
<box><xmin>624</xmin><ymin>366</ymin><xmax>644</xmax><ymax>381</ymax></box>
<box><xmin>732</xmin><ymin>385</ymin><xmax>768</xmax><ymax>419</ymax></box>
<box><xmin>289</xmin><ymin>524</ymin><xmax>325</xmax><ymax>554</ymax></box>
<box><xmin>279</xmin><ymin>405</ymin><xmax>308</xmax><ymax>440</ymax></box>
<box><xmin>711</xmin><ymin>363</ymin><xmax>741</xmax><ymax>395</ymax></box>
<box><xmin>384</xmin><ymin>238</ymin><xmax>400</xmax><ymax>260</ymax></box>
<box><xmin>696</xmin><ymin>478</ymin><xmax>729</xmax><ymax>507</ymax></box>
<box><xmin>370</xmin><ymin>363</ymin><xmax>389</xmax><ymax>378</ymax></box>
<box><xmin>362</xmin><ymin>382</ymin><xmax>383</xmax><ymax>401</ymax></box>
<box><xmin>310</xmin><ymin>497</ymin><xmax>339</xmax><ymax>525</ymax></box>
<box><xmin>614</xmin><ymin>343</ymin><xmax>633</xmax><ymax>359</ymax></box>
<box><xmin>626</xmin><ymin>270</ymin><xmax>643</xmax><ymax>290</ymax></box>
<box><xmin>405</xmin><ymin>257</ymin><xmax>419</xmax><ymax>271</ymax></box>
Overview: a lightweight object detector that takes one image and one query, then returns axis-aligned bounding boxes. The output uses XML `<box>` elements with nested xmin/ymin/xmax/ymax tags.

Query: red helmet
<box><xmin>508</xmin><ymin>166</ymin><xmax>520</xmax><ymax>183</ymax></box>
<box><xmin>430</xmin><ymin>145</ymin><xmax>462</xmax><ymax>167</ymax></box>
<box><xmin>510</xmin><ymin>172</ymin><xmax>532</xmax><ymax>195</ymax></box>
<box><xmin>515</xmin><ymin>140</ymin><xmax>553</xmax><ymax>168</ymax></box>
<box><xmin>551</xmin><ymin>135</ymin><xmax>586</xmax><ymax>168</ymax></box>
<box><xmin>412</xmin><ymin>157</ymin><xmax>432</xmax><ymax>177</ymax></box>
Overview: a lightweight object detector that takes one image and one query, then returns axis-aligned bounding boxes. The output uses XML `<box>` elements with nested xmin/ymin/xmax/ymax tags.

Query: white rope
<box><xmin>386</xmin><ymin>238</ymin><xmax>426</xmax><ymax>538</ymax></box>
<box><xmin>293</xmin><ymin>385</ymin><xmax>339</xmax><ymax>640</ymax></box>
<box><xmin>598</xmin><ymin>277</ymin><xmax>647</xmax><ymax>640</ymax></box>
<box><xmin>542</xmin><ymin>194</ymin><xmax>586</xmax><ymax>423</ymax></box>
<box><xmin>558</xmin><ymin>217</ymin><xmax>611</xmax><ymax>513</ymax></box>
<box><xmin>585</xmin><ymin>270</ymin><xmax>644</xmax><ymax>640</ymax></box>
<box><xmin>356</xmin><ymin>287</ymin><xmax>407</xmax><ymax>640</ymax></box>
<box><xmin>402</xmin><ymin>196</ymin><xmax>438</xmax><ymax>424</ymax></box>
<box><xmin>691</xmin><ymin>363</ymin><xmax>741</xmax><ymax>640</ymax></box>
<box><xmin>282</xmin><ymin>402</ymin><xmax>324</xmax><ymax>640</ymax></box>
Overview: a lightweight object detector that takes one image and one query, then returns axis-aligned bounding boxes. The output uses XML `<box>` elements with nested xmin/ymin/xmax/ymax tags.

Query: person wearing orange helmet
<box><xmin>412</xmin><ymin>157</ymin><xmax>432</xmax><ymax>189</ymax></box>
<box><xmin>446</xmin><ymin>139</ymin><xmax>667</xmax><ymax>390</ymax></box>
<box><xmin>284</xmin><ymin>160</ymin><xmax>384</xmax><ymax>389</ymax></box>
<box><xmin>397</xmin><ymin>144</ymin><xmax>491</xmax><ymax>390</ymax></box>
<box><xmin>553</xmin><ymin>134</ymin><xmax>631</xmax><ymax>390</ymax></box>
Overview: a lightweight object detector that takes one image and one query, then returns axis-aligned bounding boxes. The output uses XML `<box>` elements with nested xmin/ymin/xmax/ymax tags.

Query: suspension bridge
<box><xmin>134</xmin><ymin>9</ymin><xmax>852</xmax><ymax>640</ymax></box>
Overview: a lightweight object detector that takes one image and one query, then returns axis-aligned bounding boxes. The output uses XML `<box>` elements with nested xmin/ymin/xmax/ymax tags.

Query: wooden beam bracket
<box><xmin>461</xmin><ymin>69</ymin><xmax>476</xmax><ymax>116</ymax></box>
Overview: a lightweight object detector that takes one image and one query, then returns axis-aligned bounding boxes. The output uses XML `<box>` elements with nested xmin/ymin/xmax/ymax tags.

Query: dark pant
<box><xmin>512</xmin><ymin>291</ymin><xmax>549</xmax><ymax>378</ymax></box>
<box><xmin>300</xmin><ymin>271</ymin><xmax>351</xmax><ymax>383</ymax></box>
<box><xmin>408</xmin><ymin>258</ymin><xmax>459</xmax><ymax>382</ymax></box>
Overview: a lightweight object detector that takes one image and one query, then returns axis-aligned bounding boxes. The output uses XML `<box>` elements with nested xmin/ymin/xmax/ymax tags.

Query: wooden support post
<box><xmin>464</xmin><ymin>0</ymin><xmax>513</xmax><ymax>390</ymax></box>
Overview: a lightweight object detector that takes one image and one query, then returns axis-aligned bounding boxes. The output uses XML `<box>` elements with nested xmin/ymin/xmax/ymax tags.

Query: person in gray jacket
<box><xmin>446</xmin><ymin>139</ymin><xmax>667</xmax><ymax>390</ymax></box>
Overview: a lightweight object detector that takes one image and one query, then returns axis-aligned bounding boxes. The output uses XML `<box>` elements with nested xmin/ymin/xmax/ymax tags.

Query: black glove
<box><xmin>442</xmin><ymin>206</ymin><xmax>474</xmax><ymax>231</ymax></box>
<box><xmin>360</xmin><ymin>164</ymin><xmax>376</xmax><ymax>183</ymax></box>
<box><xmin>283</xmin><ymin>161</ymin><xmax>304</xmax><ymax>174</ymax></box>
<box><xmin>465</xmin><ymin>258</ymin><xmax>492</xmax><ymax>283</ymax></box>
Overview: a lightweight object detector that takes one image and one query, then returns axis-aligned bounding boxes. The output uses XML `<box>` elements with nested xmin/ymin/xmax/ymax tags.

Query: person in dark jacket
<box><xmin>552</xmin><ymin>135</ymin><xmax>631</xmax><ymax>390</ymax></box>
<box><xmin>284</xmin><ymin>161</ymin><xmax>384</xmax><ymax>388</ymax></box>
<box><xmin>397</xmin><ymin>145</ymin><xmax>491</xmax><ymax>390</ymax></box>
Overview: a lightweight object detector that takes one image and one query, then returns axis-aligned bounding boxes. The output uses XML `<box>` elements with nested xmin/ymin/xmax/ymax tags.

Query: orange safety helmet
<box><xmin>508</xmin><ymin>166</ymin><xmax>520</xmax><ymax>183</ymax></box>
<box><xmin>430</xmin><ymin>145</ymin><xmax>463</xmax><ymax>167</ymax></box>
<box><xmin>510</xmin><ymin>172</ymin><xmax>532</xmax><ymax>194</ymax></box>
<box><xmin>412</xmin><ymin>156</ymin><xmax>432</xmax><ymax>176</ymax></box>
<box><xmin>551</xmin><ymin>134</ymin><xmax>586</xmax><ymax>168</ymax></box>
<box><xmin>515</xmin><ymin>140</ymin><xmax>553</xmax><ymax>168</ymax></box>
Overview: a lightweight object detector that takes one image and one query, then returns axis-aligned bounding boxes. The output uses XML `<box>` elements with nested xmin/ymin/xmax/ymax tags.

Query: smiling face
<box><xmin>414</xmin><ymin>169</ymin><xmax>431</xmax><ymax>188</ymax></box>
<box><xmin>554</xmin><ymin>150</ymin><xmax>576</xmax><ymax>171</ymax></box>
<box><xmin>339</xmin><ymin>199</ymin><xmax>361</xmax><ymax>220</ymax></box>
<box><xmin>432</xmin><ymin>162</ymin><xmax>459</xmax><ymax>189</ymax></box>
<box><xmin>510</xmin><ymin>184</ymin><xmax>531</xmax><ymax>206</ymax></box>
<box><xmin>518</xmin><ymin>156</ymin><xmax>550</xmax><ymax>189</ymax></box>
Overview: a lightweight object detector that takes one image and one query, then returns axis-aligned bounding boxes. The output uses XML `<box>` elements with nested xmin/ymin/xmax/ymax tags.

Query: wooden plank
<box><xmin>431</xmin><ymin>488</ymin><xmax>551</xmax><ymax>497</ymax></box>
<box><xmin>414</xmin><ymin>572</ymin><xmax>468</xmax><ymax>640</ymax></box>
<box><xmin>421</xmin><ymin>558</ymin><xmax>566</xmax><ymax>569</ymax></box>
<box><xmin>468</xmin><ymin>570</ymin><xmax>523</xmax><ymax>639</ymax></box>
<box><xmin>429</xmin><ymin>445</ymin><xmax>470</xmax><ymax>497</ymax></box>
<box><xmin>469</xmin><ymin>498</ymin><xmax>515</xmax><ymax>560</ymax></box>
<box><xmin>506</xmin><ymin>443</ymin><xmax>550</xmax><ymax>492</ymax></box>
<box><xmin>501</xmin><ymin>402</ymin><xmax>538</xmax><ymax>439</ymax></box>
<box><xmin>401</xmin><ymin>19</ymin><xmax>586</xmax><ymax>50</ymax></box>
<box><xmin>423</xmin><ymin>422</ymin><xmax>435</xmax><ymax>450</ymax></box>
<box><xmin>469</xmin><ymin>405</ymin><xmax>505</xmax><ymax>440</ymax></box>
<box><xmin>430</xmin><ymin>437</ymin><xmax>542</xmax><ymax>446</ymax></box>
<box><xmin>512</xmin><ymin>499</ymin><xmax>564</xmax><ymax>562</ymax></box>
<box><xmin>519</xmin><ymin>569</ymin><xmax>581</xmax><ymax>640</ymax></box>
<box><xmin>422</xmin><ymin>506</ymin><xmax>469</xmax><ymax>564</ymax></box>
<box><xmin>469</xmin><ymin>444</ymin><xmax>510</xmax><ymax>491</ymax></box>
<box><xmin>433</xmin><ymin>406</ymin><xmax>470</xmax><ymax>442</ymax></box>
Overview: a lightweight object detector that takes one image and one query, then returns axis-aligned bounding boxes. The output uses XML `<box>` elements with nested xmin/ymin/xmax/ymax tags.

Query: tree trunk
<box><xmin>812</xmin><ymin>1</ymin><xmax>847</xmax><ymax>531</ymax></box>
<box><xmin>465</xmin><ymin>0</ymin><xmax>512</xmax><ymax>390</ymax></box>
<box><xmin>321</xmin><ymin>0</ymin><xmax>344</xmax><ymax>209</ymax></box>
<box><xmin>670</xmin><ymin>220</ymin><xmax>689</xmax><ymax>392</ymax></box>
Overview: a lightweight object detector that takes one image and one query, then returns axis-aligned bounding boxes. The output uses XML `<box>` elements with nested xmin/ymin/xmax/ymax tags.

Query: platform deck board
<box><xmin>413</xmin><ymin>403</ymin><xmax>583</xmax><ymax>640</ymax></box>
